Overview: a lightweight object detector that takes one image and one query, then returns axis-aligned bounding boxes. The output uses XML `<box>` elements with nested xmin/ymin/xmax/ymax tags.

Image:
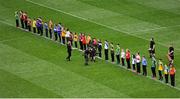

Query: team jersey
<box><xmin>61</xmin><ymin>30</ymin><xmax>66</xmax><ymax>37</ymax></box>
<box><xmin>74</xmin><ymin>34</ymin><xmax>78</xmax><ymax>41</ymax></box>
<box><xmin>32</xmin><ymin>20</ymin><xmax>36</xmax><ymax>27</ymax></box>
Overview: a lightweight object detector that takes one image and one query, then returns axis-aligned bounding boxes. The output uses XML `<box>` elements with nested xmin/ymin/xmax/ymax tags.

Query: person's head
<box><xmin>122</xmin><ymin>49</ymin><xmax>124</xmax><ymax>52</ymax></box>
<box><xmin>67</xmin><ymin>28</ymin><xmax>69</xmax><ymax>31</ymax></box>
<box><xmin>151</xmin><ymin>37</ymin><xmax>154</xmax><ymax>41</ymax></box>
<box><xmin>132</xmin><ymin>54</ymin><xmax>135</xmax><ymax>58</ymax></box>
<box><xmin>142</xmin><ymin>56</ymin><xmax>145</xmax><ymax>59</ymax></box>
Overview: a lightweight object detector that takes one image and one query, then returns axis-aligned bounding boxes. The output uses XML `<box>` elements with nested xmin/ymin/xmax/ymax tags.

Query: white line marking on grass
<box><xmin>133</xmin><ymin>24</ymin><xmax>180</xmax><ymax>33</ymax></box>
<box><xmin>1</xmin><ymin>20</ymin><xmax>180</xmax><ymax>91</ymax></box>
<box><xmin>25</xmin><ymin>0</ymin><xmax>180</xmax><ymax>51</ymax></box>
<box><xmin>0</xmin><ymin>37</ymin><xmax>24</xmax><ymax>43</ymax></box>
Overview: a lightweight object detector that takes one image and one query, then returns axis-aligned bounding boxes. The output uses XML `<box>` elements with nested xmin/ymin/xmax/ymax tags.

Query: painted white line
<box><xmin>0</xmin><ymin>37</ymin><xmax>24</xmax><ymax>43</ymax></box>
<box><xmin>133</xmin><ymin>24</ymin><xmax>180</xmax><ymax>33</ymax></box>
<box><xmin>0</xmin><ymin>20</ymin><xmax>180</xmax><ymax>91</ymax></box>
<box><xmin>25</xmin><ymin>0</ymin><xmax>180</xmax><ymax>51</ymax></box>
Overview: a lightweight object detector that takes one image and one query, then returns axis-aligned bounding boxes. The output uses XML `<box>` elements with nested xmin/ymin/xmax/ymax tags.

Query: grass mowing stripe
<box><xmin>25</xmin><ymin>0</ymin><xmax>180</xmax><ymax>51</ymax></box>
<box><xmin>1</xmin><ymin>19</ymin><xmax>180</xmax><ymax>92</ymax></box>
<box><xmin>0</xmin><ymin>69</ymin><xmax>61</xmax><ymax>98</ymax></box>
<box><xmin>0</xmin><ymin>43</ymin><xmax>129</xmax><ymax>98</ymax></box>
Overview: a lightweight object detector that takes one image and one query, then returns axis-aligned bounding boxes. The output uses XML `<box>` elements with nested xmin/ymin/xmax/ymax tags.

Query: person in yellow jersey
<box><xmin>86</xmin><ymin>34</ymin><xmax>91</xmax><ymax>47</ymax></box>
<box><xmin>48</xmin><ymin>20</ymin><xmax>53</xmax><ymax>39</ymax></box>
<box><xmin>164</xmin><ymin>64</ymin><xmax>169</xmax><ymax>84</ymax></box>
<box><xmin>73</xmin><ymin>33</ymin><xmax>78</xmax><ymax>48</ymax></box>
<box><xmin>158</xmin><ymin>59</ymin><xmax>163</xmax><ymax>81</ymax></box>
<box><xmin>61</xmin><ymin>27</ymin><xmax>66</xmax><ymax>44</ymax></box>
<box><xmin>32</xmin><ymin>18</ymin><xmax>36</xmax><ymax>33</ymax></box>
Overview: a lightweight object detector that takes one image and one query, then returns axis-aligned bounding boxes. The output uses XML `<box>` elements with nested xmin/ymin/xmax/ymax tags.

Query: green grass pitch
<box><xmin>0</xmin><ymin>0</ymin><xmax>180</xmax><ymax>98</ymax></box>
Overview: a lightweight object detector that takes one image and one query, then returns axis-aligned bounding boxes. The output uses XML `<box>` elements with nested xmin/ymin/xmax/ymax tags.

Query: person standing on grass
<box><xmin>121</xmin><ymin>49</ymin><xmax>125</xmax><ymax>66</ymax></box>
<box><xmin>57</xmin><ymin>23</ymin><xmax>62</xmax><ymax>43</ymax></box>
<box><xmin>15</xmin><ymin>11</ymin><xmax>19</xmax><ymax>27</ymax></box>
<box><xmin>136</xmin><ymin>52</ymin><xmax>141</xmax><ymax>73</ymax></box>
<box><xmin>54</xmin><ymin>24</ymin><xmax>58</xmax><ymax>41</ymax></box>
<box><xmin>97</xmin><ymin>40</ymin><xmax>102</xmax><ymax>58</ymax></box>
<box><xmin>32</xmin><ymin>18</ymin><xmax>36</xmax><ymax>33</ymax></box>
<box><xmin>115</xmin><ymin>44</ymin><xmax>120</xmax><ymax>64</ymax></box>
<box><xmin>170</xmin><ymin>64</ymin><xmax>176</xmax><ymax>86</ymax></box>
<box><xmin>73</xmin><ymin>33</ymin><xmax>78</xmax><ymax>48</ymax></box>
<box><xmin>126</xmin><ymin>49</ymin><xmax>131</xmax><ymax>69</ymax></box>
<box><xmin>132</xmin><ymin>54</ymin><xmax>136</xmax><ymax>71</ymax></box>
<box><xmin>84</xmin><ymin>48</ymin><xmax>90</xmax><ymax>65</ymax></box>
<box><xmin>39</xmin><ymin>17</ymin><xmax>43</xmax><ymax>36</ymax></box>
<box><xmin>168</xmin><ymin>44</ymin><xmax>174</xmax><ymax>64</ymax></box>
<box><xmin>27</xmin><ymin>17</ymin><xmax>32</xmax><ymax>32</ymax></box>
<box><xmin>82</xmin><ymin>34</ymin><xmax>87</xmax><ymax>50</ymax></box>
<box><xmin>164</xmin><ymin>64</ymin><xmax>169</xmax><ymax>84</ymax></box>
<box><xmin>65</xmin><ymin>29</ymin><xmax>70</xmax><ymax>43</ymax></box>
<box><xmin>151</xmin><ymin>56</ymin><xmax>157</xmax><ymax>78</ymax></box>
<box><xmin>44</xmin><ymin>22</ymin><xmax>48</xmax><ymax>37</ymax></box>
<box><xmin>20</xmin><ymin>11</ymin><xmax>24</xmax><ymax>29</ymax></box>
<box><xmin>86</xmin><ymin>34</ymin><xmax>91</xmax><ymax>47</ymax></box>
<box><xmin>104</xmin><ymin>40</ymin><xmax>109</xmax><ymax>61</ymax></box>
<box><xmin>69</xmin><ymin>32</ymin><xmax>73</xmax><ymax>46</ymax></box>
<box><xmin>36</xmin><ymin>18</ymin><xmax>40</xmax><ymax>34</ymax></box>
<box><xmin>110</xmin><ymin>42</ymin><xmax>115</xmax><ymax>63</ymax></box>
<box><xmin>61</xmin><ymin>27</ymin><xmax>66</xmax><ymax>44</ymax></box>
<box><xmin>79</xmin><ymin>33</ymin><xmax>83</xmax><ymax>50</ymax></box>
<box><xmin>142</xmin><ymin>56</ymin><xmax>147</xmax><ymax>76</ymax></box>
<box><xmin>23</xmin><ymin>12</ymin><xmax>28</xmax><ymax>30</ymax></box>
<box><xmin>149</xmin><ymin>38</ymin><xmax>155</xmax><ymax>58</ymax></box>
<box><xmin>158</xmin><ymin>59</ymin><xmax>163</xmax><ymax>81</ymax></box>
<box><xmin>66</xmin><ymin>41</ymin><xmax>72</xmax><ymax>61</ymax></box>
<box><xmin>48</xmin><ymin>20</ymin><xmax>53</xmax><ymax>39</ymax></box>
<box><xmin>93</xmin><ymin>38</ymin><xmax>97</xmax><ymax>50</ymax></box>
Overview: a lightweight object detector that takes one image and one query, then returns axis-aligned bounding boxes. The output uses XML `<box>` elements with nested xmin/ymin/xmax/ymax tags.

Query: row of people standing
<box><xmin>15</xmin><ymin>11</ymin><xmax>176</xmax><ymax>87</ymax></box>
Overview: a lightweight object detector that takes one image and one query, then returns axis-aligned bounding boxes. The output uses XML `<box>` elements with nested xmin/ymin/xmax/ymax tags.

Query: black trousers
<box><xmin>111</xmin><ymin>52</ymin><xmax>114</xmax><ymax>62</ymax></box>
<box><xmin>170</xmin><ymin>74</ymin><xmax>175</xmax><ymax>86</ymax></box>
<box><xmin>40</xmin><ymin>27</ymin><xmax>43</xmax><ymax>36</ymax></box>
<box><xmin>79</xmin><ymin>41</ymin><xmax>83</xmax><ymax>50</ymax></box>
<box><xmin>58</xmin><ymin>34</ymin><xmax>61</xmax><ymax>43</ymax></box>
<box><xmin>54</xmin><ymin>32</ymin><xmax>58</xmax><ymax>41</ymax></box>
<box><xmin>24</xmin><ymin>21</ymin><xmax>28</xmax><ymax>29</ymax></box>
<box><xmin>126</xmin><ymin>59</ymin><xmax>131</xmax><ymax>69</ymax></box>
<box><xmin>62</xmin><ymin>37</ymin><xmax>65</xmax><ymax>44</ymax></box>
<box><xmin>28</xmin><ymin>25</ymin><xmax>31</xmax><ymax>32</ymax></box>
<box><xmin>158</xmin><ymin>70</ymin><xmax>163</xmax><ymax>80</ymax></box>
<box><xmin>33</xmin><ymin>27</ymin><xmax>36</xmax><ymax>33</ymax></box>
<box><xmin>116</xmin><ymin>55</ymin><xmax>120</xmax><ymax>64</ymax></box>
<box><xmin>16</xmin><ymin>19</ymin><xmax>19</xmax><ymax>27</ymax></box>
<box><xmin>165</xmin><ymin>74</ymin><xmax>169</xmax><ymax>83</ymax></box>
<box><xmin>49</xmin><ymin>29</ymin><xmax>52</xmax><ymax>39</ymax></box>
<box><xmin>98</xmin><ymin>48</ymin><xmax>102</xmax><ymax>58</ymax></box>
<box><xmin>151</xmin><ymin>67</ymin><xmax>156</xmax><ymax>77</ymax></box>
<box><xmin>84</xmin><ymin>55</ymin><xmax>89</xmax><ymax>65</ymax></box>
<box><xmin>104</xmin><ymin>49</ymin><xmax>108</xmax><ymax>60</ymax></box>
<box><xmin>45</xmin><ymin>29</ymin><xmax>48</xmax><ymax>37</ymax></box>
<box><xmin>83</xmin><ymin>44</ymin><xmax>86</xmax><ymax>50</ymax></box>
<box><xmin>74</xmin><ymin>41</ymin><xmax>78</xmax><ymax>48</ymax></box>
<box><xmin>121</xmin><ymin>58</ymin><xmax>125</xmax><ymax>66</ymax></box>
<box><xmin>20</xmin><ymin>19</ymin><xmax>24</xmax><ymax>29</ymax></box>
<box><xmin>132</xmin><ymin>64</ymin><xmax>136</xmax><ymax>70</ymax></box>
<box><xmin>66</xmin><ymin>51</ymin><xmax>71</xmax><ymax>61</ymax></box>
<box><xmin>37</xmin><ymin>27</ymin><xmax>40</xmax><ymax>34</ymax></box>
<box><xmin>143</xmin><ymin>65</ymin><xmax>147</xmax><ymax>76</ymax></box>
<box><xmin>137</xmin><ymin>63</ymin><xmax>141</xmax><ymax>73</ymax></box>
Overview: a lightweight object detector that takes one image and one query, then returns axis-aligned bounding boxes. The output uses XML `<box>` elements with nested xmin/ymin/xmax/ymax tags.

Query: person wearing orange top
<box><xmin>86</xmin><ymin>35</ymin><xmax>91</xmax><ymax>47</ymax></box>
<box><xmin>82</xmin><ymin>34</ymin><xmax>86</xmax><ymax>50</ymax></box>
<box><xmin>48</xmin><ymin>20</ymin><xmax>53</xmax><ymax>39</ymax></box>
<box><xmin>170</xmin><ymin>64</ymin><xmax>176</xmax><ymax>86</ymax></box>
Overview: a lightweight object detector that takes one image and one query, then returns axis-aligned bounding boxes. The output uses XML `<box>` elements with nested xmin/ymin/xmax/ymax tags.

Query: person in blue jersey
<box><xmin>57</xmin><ymin>23</ymin><xmax>62</xmax><ymax>43</ymax></box>
<box><xmin>142</xmin><ymin>56</ymin><xmax>147</xmax><ymax>76</ymax></box>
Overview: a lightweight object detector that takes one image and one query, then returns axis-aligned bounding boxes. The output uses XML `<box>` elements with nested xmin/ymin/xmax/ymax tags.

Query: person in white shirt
<box><xmin>121</xmin><ymin>49</ymin><xmax>125</xmax><ymax>66</ymax></box>
<box><xmin>136</xmin><ymin>52</ymin><xmax>141</xmax><ymax>73</ymax></box>
<box><xmin>132</xmin><ymin>54</ymin><xmax>136</xmax><ymax>71</ymax></box>
<box><xmin>104</xmin><ymin>40</ymin><xmax>109</xmax><ymax>61</ymax></box>
<box><xmin>65</xmin><ymin>29</ymin><xmax>70</xmax><ymax>43</ymax></box>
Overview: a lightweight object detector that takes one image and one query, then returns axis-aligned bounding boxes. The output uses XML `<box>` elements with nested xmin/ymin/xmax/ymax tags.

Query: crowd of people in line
<box><xmin>15</xmin><ymin>10</ymin><xmax>176</xmax><ymax>87</ymax></box>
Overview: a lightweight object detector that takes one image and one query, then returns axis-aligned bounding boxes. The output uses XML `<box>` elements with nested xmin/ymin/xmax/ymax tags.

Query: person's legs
<box><xmin>21</xmin><ymin>19</ymin><xmax>24</xmax><ymax>29</ymax></box>
<box><xmin>121</xmin><ymin>58</ymin><xmax>125</xmax><ymax>66</ymax></box>
<box><xmin>46</xmin><ymin>29</ymin><xmax>48</xmax><ymax>37</ymax></box>
<box><xmin>16</xmin><ymin>19</ymin><xmax>19</xmax><ymax>27</ymax></box>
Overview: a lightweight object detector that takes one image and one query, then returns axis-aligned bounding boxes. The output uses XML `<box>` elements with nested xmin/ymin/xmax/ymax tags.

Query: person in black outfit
<box><xmin>98</xmin><ymin>40</ymin><xmax>102</xmax><ymax>58</ymax></box>
<box><xmin>149</xmin><ymin>38</ymin><xmax>155</xmax><ymax>58</ymax></box>
<box><xmin>104</xmin><ymin>40</ymin><xmax>109</xmax><ymax>61</ymax></box>
<box><xmin>168</xmin><ymin>45</ymin><xmax>174</xmax><ymax>64</ymax></box>
<box><xmin>66</xmin><ymin>41</ymin><xmax>72</xmax><ymax>61</ymax></box>
<box><xmin>84</xmin><ymin>48</ymin><xmax>90</xmax><ymax>65</ymax></box>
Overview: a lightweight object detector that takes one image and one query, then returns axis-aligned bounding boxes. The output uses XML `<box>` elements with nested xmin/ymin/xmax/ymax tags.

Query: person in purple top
<box><xmin>57</xmin><ymin>23</ymin><xmax>62</xmax><ymax>43</ymax></box>
<box><xmin>36</xmin><ymin>18</ymin><xmax>41</xmax><ymax>34</ymax></box>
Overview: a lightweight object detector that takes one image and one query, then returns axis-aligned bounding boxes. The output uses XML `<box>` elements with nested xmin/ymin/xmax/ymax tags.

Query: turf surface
<box><xmin>0</xmin><ymin>0</ymin><xmax>180</xmax><ymax>97</ymax></box>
